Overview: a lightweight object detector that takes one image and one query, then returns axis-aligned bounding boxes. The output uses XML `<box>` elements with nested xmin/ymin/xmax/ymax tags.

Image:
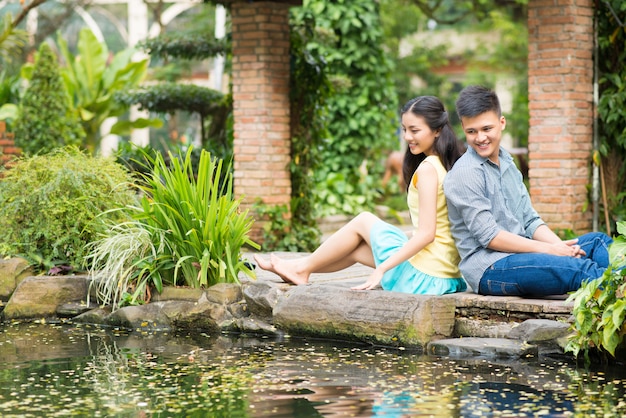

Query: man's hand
<box><xmin>545</xmin><ymin>239</ymin><xmax>586</xmax><ymax>258</ymax></box>
<box><xmin>562</xmin><ymin>238</ymin><xmax>586</xmax><ymax>258</ymax></box>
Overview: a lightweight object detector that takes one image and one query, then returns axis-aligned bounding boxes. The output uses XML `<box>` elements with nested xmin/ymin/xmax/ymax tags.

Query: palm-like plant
<box><xmin>0</xmin><ymin>13</ymin><xmax>27</xmax><ymax>65</ymax></box>
<box><xmin>57</xmin><ymin>28</ymin><xmax>160</xmax><ymax>153</ymax></box>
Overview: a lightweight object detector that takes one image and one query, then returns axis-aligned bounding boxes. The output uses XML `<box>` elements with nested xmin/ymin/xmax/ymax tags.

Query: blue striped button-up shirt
<box><xmin>443</xmin><ymin>147</ymin><xmax>545</xmax><ymax>292</ymax></box>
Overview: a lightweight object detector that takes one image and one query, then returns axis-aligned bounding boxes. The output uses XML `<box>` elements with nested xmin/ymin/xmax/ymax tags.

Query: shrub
<box><xmin>0</xmin><ymin>147</ymin><xmax>138</xmax><ymax>272</ymax></box>
<box><xmin>13</xmin><ymin>42</ymin><xmax>84</xmax><ymax>156</ymax></box>
<box><xmin>566</xmin><ymin>221</ymin><xmax>626</xmax><ymax>363</ymax></box>
<box><xmin>87</xmin><ymin>148</ymin><xmax>259</xmax><ymax>310</ymax></box>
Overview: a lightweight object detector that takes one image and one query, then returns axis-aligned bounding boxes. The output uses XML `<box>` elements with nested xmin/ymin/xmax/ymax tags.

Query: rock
<box><xmin>228</xmin><ymin>301</ymin><xmax>250</xmax><ymax>319</ymax></box>
<box><xmin>237</xmin><ymin>317</ymin><xmax>282</xmax><ymax>335</ymax></box>
<box><xmin>151</xmin><ymin>286</ymin><xmax>204</xmax><ymax>302</ymax></box>
<box><xmin>273</xmin><ymin>284</ymin><xmax>456</xmax><ymax>348</ymax></box>
<box><xmin>0</xmin><ymin>257</ymin><xmax>34</xmax><ymax>300</ymax></box>
<box><xmin>242</xmin><ymin>280</ymin><xmax>285</xmax><ymax>321</ymax></box>
<box><xmin>206</xmin><ymin>283</ymin><xmax>243</xmax><ymax>304</ymax></box>
<box><xmin>107</xmin><ymin>303</ymin><xmax>173</xmax><ymax>332</ymax></box>
<box><xmin>70</xmin><ymin>282</ymin><xmax>252</xmax><ymax>335</ymax></box>
<box><xmin>455</xmin><ymin>318</ymin><xmax>517</xmax><ymax>338</ymax></box>
<box><xmin>72</xmin><ymin>307</ymin><xmax>112</xmax><ymax>324</ymax></box>
<box><xmin>507</xmin><ymin>319</ymin><xmax>572</xmax><ymax>342</ymax></box>
<box><xmin>3</xmin><ymin>275</ymin><xmax>89</xmax><ymax>320</ymax></box>
<box><xmin>167</xmin><ymin>298</ymin><xmax>226</xmax><ymax>333</ymax></box>
<box><xmin>57</xmin><ymin>301</ymin><xmax>99</xmax><ymax>317</ymax></box>
<box><xmin>428</xmin><ymin>337</ymin><xmax>538</xmax><ymax>359</ymax></box>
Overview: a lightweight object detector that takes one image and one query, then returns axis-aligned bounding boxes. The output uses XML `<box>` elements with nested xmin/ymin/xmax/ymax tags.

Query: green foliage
<box><xmin>254</xmin><ymin>199</ymin><xmax>322</xmax><ymax>253</ymax></box>
<box><xmin>379</xmin><ymin>0</ymin><xmax>450</xmax><ymax>109</ymax></box>
<box><xmin>405</xmin><ymin>0</ymin><xmax>528</xmax><ymax>25</ymax></box>
<box><xmin>87</xmin><ymin>148</ymin><xmax>259</xmax><ymax>310</ymax></box>
<box><xmin>116</xmin><ymin>83</ymin><xmax>225</xmax><ymax>117</ymax></box>
<box><xmin>296</xmin><ymin>0</ymin><xmax>399</xmax><ymax>215</ymax></box>
<box><xmin>57</xmin><ymin>28</ymin><xmax>159</xmax><ymax>153</ymax></box>
<box><xmin>115</xmin><ymin>83</ymin><xmax>232</xmax><ymax>160</ymax></box>
<box><xmin>0</xmin><ymin>147</ymin><xmax>138</xmax><ymax>272</ymax></box>
<box><xmin>0</xmin><ymin>13</ymin><xmax>27</xmax><ymax>65</ymax></box>
<box><xmin>566</xmin><ymin>222</ymin><xmax>626</xmax><ymax>363</ymax></box>
<box><xmin>12</xmin><ymin>42</ymin><xmax>85</xmax><ymax>156</ymax></box>
<box><xmin>380</xmin><ymin>1</ymin><xmax>529</xmax><ymax>143</ymax></box>
<box><xmin>0</xmin><ymin>70</ymin><xmax>20</xmax><ymax>106</ymax></box>
<box><xmin>0</xmin><ymin>70</ymin><xmax>20</xmax><ymax>125</ymax></box>
<box><xmin>315</xmin><ymin>172</ymin><xmax>379</xmax><ymax>217</ymax></box>
<box><xmin>126</xmin><ymin>4</ymin><xmax>234</xmax><ymax>162</ymax></box>
<box><xmin>467</xmin><ymin>9</ymin><xmax>529</xmax><ymax>146</ymax></box>
<box><xmin>139</xmin><ymin>33</ymin><xmax>228</xmax><ymax>61</ymax></box>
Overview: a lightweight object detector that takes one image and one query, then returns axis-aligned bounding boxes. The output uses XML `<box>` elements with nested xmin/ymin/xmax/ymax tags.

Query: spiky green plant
<box><xmin>87</xmin><ymin>147</ymin><xmax>259</xmax><ymax>310</ymax></box>
<box><xmin>137</xmin><ymin>147</ymin><xmax>259</xmax><ymax>287</ymax></box>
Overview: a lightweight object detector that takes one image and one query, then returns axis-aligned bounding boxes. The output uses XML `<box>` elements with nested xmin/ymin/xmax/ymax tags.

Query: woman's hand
<box><xmin>351</xmin><ymin>268</ymin><xmax>384</xmax><ymax>291</ymax></box>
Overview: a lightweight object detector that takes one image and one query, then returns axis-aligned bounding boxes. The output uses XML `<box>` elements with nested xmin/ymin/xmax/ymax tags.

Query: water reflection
<box><xmin>0</xmin><ymin>322</ymin><xmax>625</xmax><ymax>417</ymax></box>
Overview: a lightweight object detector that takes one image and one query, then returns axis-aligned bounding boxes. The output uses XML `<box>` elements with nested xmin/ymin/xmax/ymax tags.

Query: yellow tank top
<box><xmin>407</xmin><ymin>155</ymin><xmax>461</xmax><ymax>278</ymax></box>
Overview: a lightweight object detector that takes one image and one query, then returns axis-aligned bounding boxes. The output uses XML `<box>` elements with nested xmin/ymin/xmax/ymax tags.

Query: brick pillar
<box><xmin>230</xmin><ymin>2</ymin><xmax>292</xmax><ymax>241</ymax></box>
<box><xmin>527</xmin><ymin>0</ymin><xmax>594</xmax><ymax>234</ymax></box>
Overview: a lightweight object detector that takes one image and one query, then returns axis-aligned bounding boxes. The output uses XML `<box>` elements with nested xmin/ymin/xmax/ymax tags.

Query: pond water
<box><xmin>1</xmin><ymin>322</ymin><xmax>625</xmax><ymax>417</ymax></box>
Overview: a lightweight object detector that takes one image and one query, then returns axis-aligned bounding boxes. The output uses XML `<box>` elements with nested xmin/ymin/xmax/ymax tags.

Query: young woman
<box><xmin>255</xmin><ymin>96</ymin><xmax>467</xmax><ymax>295</ymax></box>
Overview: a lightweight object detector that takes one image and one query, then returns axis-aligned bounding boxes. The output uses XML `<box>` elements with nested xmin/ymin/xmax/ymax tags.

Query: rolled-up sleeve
<box><xmin>444</xmin><ymin>165</ymin><xmax>500</xmax><ymax>250</ymax></box>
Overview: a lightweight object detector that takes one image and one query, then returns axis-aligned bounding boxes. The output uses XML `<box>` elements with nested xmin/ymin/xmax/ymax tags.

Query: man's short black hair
<box><xmin>456</xmin><ymin>85</ymin><xmax>502</xmax><ymax>119</ymax></box>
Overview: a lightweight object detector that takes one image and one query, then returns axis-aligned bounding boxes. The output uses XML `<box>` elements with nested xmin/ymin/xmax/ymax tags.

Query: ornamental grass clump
<box><xmin>566</xmin><ymin>222</ymin><xmax>626</xmax><ymax>364</ymax></box>
<box><xmin>0</xmin><ymin>147</ymin><xmax>138</xmax><ymax>272</ymax></box>
<box><xmin>87</xmin><ymin>147</ymin><xmax>259</xmax><ymax>310</ymax></box>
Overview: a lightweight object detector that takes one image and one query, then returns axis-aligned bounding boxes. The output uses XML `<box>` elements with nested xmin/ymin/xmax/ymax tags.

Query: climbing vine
<box><xmin>301</xmin><ymin>0</ymin><xmax>399</xmax><ymax>216</ymax></box>
<box><xmin>596</xmin><ymin>0</ymin><xmax>626</xmax><ymax>232</ymax></box>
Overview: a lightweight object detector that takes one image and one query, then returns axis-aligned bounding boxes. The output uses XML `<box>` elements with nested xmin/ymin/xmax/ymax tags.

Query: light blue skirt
<box><xmin>370</xmin><ymin>221</ymin><xmax>467</xmax><ymax>295</ymax></box>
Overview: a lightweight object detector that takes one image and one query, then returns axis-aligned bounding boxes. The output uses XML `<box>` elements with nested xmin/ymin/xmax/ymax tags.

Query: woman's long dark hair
<box><xmin>401</xmin><ymin>96</ymin><xmax>463</xmax><ymax>190</ymax></box>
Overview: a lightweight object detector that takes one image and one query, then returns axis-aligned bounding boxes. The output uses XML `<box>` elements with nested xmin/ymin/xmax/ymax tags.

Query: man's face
<box><xmin>460</xmin><ymin>110</ymin><xmax>506</xmax><ymax>164</ymax></box>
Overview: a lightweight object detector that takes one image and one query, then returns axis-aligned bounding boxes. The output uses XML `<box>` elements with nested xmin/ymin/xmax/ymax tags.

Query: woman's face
<box><xmin>401</xmin><ymin>113</ymin><xmax>438</xmax><ymax>156</ymax></box>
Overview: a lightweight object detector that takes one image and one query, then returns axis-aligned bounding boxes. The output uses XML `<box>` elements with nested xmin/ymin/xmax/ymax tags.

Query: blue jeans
<box><xmin>478</xmin><ymin>232</ymin><xmax>613</xmax><ymax>296</ymax></box>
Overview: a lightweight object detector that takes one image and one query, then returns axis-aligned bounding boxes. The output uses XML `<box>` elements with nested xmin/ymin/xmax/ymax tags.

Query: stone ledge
<box><xmin>0</xmin><ymin>256</ymin><xmax>581</xmax><ymax>359</ymax></box>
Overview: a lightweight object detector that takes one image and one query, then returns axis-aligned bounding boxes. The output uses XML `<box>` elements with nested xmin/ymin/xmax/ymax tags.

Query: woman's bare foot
<box><xmin>253</xmin><ymin>254</ymin><xmax>273</xmax><ymax>272</ymax></box>
<box><xmin>269</xmin><ymin>254</ymin><xmax>309</xmax><ymax>285</ymax></box>
<box><xmin>253</xmin><ymin>254</ymin><xmax>309</xmax><ymax>285</ymax></box>
<box><xmin>253</xmin><ymin>254</ymin><xmax>292</xmax><ymax>283</ymax></box>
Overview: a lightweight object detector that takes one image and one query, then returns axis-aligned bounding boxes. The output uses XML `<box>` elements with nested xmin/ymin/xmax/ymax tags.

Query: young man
<box><xmin>443</xmin><ymin>85</ymin><xmax>613</xmax><ymax>296</ymax></box>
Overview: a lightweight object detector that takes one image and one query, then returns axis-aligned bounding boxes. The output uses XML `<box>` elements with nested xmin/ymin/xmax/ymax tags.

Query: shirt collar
<box><xmin>466</xmin><ymin>146</ymin><xmax>514</xmax><ymax>169</ymax></box>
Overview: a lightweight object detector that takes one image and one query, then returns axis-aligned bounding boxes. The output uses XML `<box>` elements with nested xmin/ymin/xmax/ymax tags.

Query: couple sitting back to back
<box><xmin>255</xmin><ymin>86</ymin><xmax>613</xmax><ymax>297</ymax></box>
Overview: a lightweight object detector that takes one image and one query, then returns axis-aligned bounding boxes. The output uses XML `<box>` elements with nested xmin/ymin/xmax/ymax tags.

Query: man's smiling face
<box><xmin>461</xmin><ymin>110</ymin><xmax>506</xmax><ymax>165</ymax></box>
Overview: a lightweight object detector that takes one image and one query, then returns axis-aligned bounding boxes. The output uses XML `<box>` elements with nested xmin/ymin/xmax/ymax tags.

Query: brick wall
<box><xmin>528</xmin><ymin>0</ymin><xmax>594</xmax><ymax>233</ymax></box>
<box><xmin>230</xmin><ymin>2</ymin><xmax>292</xmax><ymax>241</ymax></box>
<box><xmin>0</xmin><ymin>121</ymin><xmax>20</xmax><ymax>168</ymax></box>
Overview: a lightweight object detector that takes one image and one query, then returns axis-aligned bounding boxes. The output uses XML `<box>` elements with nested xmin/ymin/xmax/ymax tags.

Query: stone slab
<box><xmin>273</xmin><ymin>283</ymin><xmax>456</xmax><ymax>348</ymax></box>
<box><xmin>427</xmin><ymin>337</ymin><xmax>538</xmax><ymax>359</ymax></box>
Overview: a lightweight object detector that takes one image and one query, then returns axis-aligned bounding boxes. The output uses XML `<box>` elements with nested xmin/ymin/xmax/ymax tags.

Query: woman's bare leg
<box><xmin>254</xmin><ymin>212</ymin><xmax>380</xmax><ymax>284</ymax></box>
<box><xmin>314</xmin><ymin>241</ymin><xmax>376</xmax><ymax>272</ymax></box>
